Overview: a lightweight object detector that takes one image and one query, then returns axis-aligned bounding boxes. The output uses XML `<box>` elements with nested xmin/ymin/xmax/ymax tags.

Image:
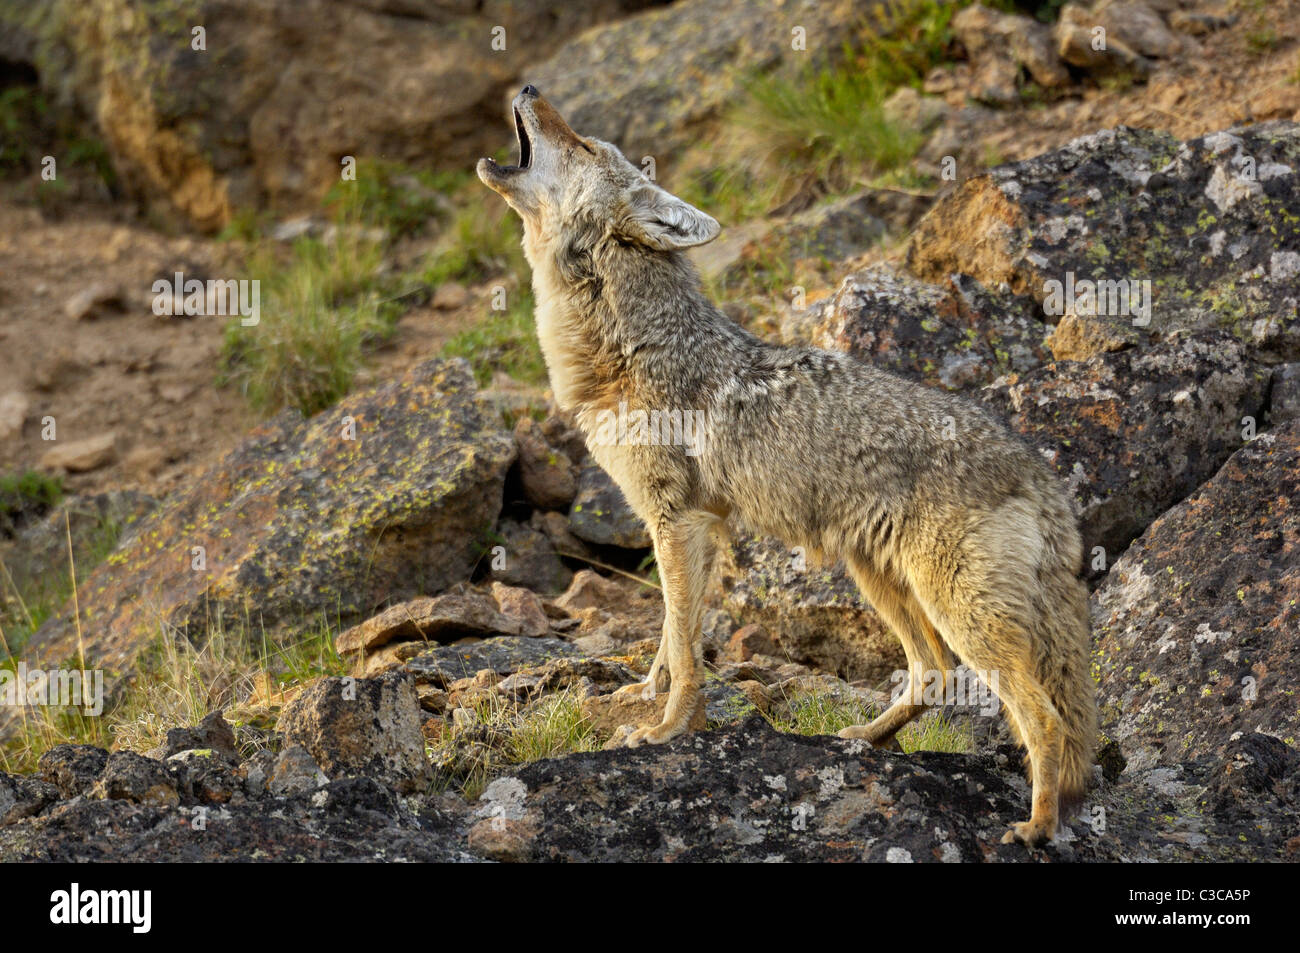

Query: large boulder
<box><xmin>25</xmin><ymin>359</ymin><xmax>514</xmax><ymax>679</ymax></box>
<box><xmin>800</xmin><ymin>265</ymin><xmax>1047</xmax><ymax>392</ymax></box>
<box><xmin>715</xmin><ymin>534</ymin><xmax>905</xmax><ymax>684</ymax></box>
<box><xmin>907</xmin><ymin>123</ymin><xmax>1300</xmax><ymax>361</ymax></box>
<box><xmin>983</xmin><ymin>330</ymin><xmax>1269</xmax><ymax>565</ymax></box>
<box><xmin>1092</xmin><ymin>418</ymin><xmax>1300</xmax><ymax>773</ymax></box>
<box><xmin>278</xmin><ymin>673</ymin><xmax>431</xmax><ymax>794</ymax></box>
<box><xmin>0</xmin><ymin>0</ymin><xmax>656</xmax><ymax>227</ymax></box>
<box><xmin>525</xmin><ymin>0</ymin><xmax>876</xmax><ymax>166</ymax></box>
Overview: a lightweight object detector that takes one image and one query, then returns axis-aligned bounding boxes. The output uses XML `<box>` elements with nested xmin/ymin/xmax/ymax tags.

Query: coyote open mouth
<box><xmin>514</xmin><ymin>107</ymin><xmax>532</xmax><ymax>169</ymax></box>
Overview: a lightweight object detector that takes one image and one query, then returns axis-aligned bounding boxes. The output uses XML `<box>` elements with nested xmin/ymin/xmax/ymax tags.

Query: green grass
<box><xmin>324</xmin><ymin>158</ymin><xmax>465</xmax><ymax>238</ymax></box>
<box><xmin>0</xmin><ymin>612</ymin><xmax>347</xmax><ymax>774</ymax></box>
<box><xmin>430</xmin><ymin>687</ymin><xmax>600</xmax><ymax>799</ymax></box>
<box><xmin>676</xmin><ymin>0</ymin><xmax>970</xmax><ymax>225</ymax></box>
<box><xmin>220</xmin><ymin>196</ymin><xmax>396</xmax><ymax>417</ymax></box>
<box><xmin>421</xmin><ymin>188</ymin><xmax>526</xmax><ymax>287</ymax></box>
<box><xmin>764</xmin><ymin>686</ymin><xmax>975</xmax><ymax>754</ymax></box>
<box><xmin>0</xmin><ymin>470</ymin><xmax>64</xmax><ymax>522</ymax></box>
<box><xmin>441</xmin><ymin>286</ymin><xmax>545</xmax><ymax>388</ymax></box>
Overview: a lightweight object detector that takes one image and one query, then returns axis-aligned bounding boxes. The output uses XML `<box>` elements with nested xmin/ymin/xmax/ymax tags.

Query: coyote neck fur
<box><xmin>524</xmin><ymin>216</ymin><xmax>754</xmax><ymax>429</ymax></box>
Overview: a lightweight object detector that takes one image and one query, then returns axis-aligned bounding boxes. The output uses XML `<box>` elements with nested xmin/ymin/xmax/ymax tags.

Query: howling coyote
<box><xmin>478</xmin><ymin>85</ymin><xmax>1097</xmax><ymax>847</ymax></box>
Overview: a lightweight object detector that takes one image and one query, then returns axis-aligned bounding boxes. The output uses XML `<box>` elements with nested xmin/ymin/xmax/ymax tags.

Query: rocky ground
<box><xmin>1</xmin><ymin>0</ymin><xmax>1298</xmax><ymax>861</ymax></box>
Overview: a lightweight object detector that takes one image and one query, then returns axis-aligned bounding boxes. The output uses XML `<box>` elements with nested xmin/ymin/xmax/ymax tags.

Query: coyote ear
<box><xmin>621</xmin><ymin>183</ymin><xmax>720</xmax><ymax>250</ymax></box>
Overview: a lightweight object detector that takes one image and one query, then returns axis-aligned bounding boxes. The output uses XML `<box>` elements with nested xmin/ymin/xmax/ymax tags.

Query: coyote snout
<box><xmin>478</xmin><ymin>87</ymin><xmax>1098</xmax><ymax>849</ymax></box>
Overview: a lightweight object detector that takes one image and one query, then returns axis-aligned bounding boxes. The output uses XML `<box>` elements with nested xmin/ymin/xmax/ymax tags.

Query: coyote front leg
<box><xmin>622</xmin><ymin>513</ymin><xmax>717</xmax><ymax>747</ymax></box>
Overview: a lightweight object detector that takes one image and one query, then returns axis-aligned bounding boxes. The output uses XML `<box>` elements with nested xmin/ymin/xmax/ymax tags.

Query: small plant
<box><xmin>764</xmin><ymin>685</ymin><xmax>975</xmax><ymax>754</ymax></box>
<box><xmin>441</xmin><ymin>286</ymin><xmax>545</xmax><ymax>388</ymax></box>
<box><xmin>0</xmin><ymin>470</ymin><xmax>64</xmax><ymax>524</ymax></box>
<box><xmin>421</xmin><ymin>190</ymin><xmax>526</xmax><ymax>288</ymax></box>
<box><xmin>325</xmin><ymin>159</ymin><xmax>463</xmax><ymax>238</ymax></box>
<box><xmin>221</xmin><ymin>194</ymin><xmax>395</xmax><ymax>416</ymax></box>
<box><xmin>430</xmin><ymin>687</ymin><xmax>599</xmax><ymax>799</ymax></box>
<box><xmin>0</xmin><ymin>610</ymin><xmax>347</xmax><ymax>774</ymax></box>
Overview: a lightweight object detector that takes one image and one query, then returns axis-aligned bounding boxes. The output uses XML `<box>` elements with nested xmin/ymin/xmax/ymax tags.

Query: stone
<box><xmin>490</xmin><ymin>582</ymin><xmax>550</xmax><ymax>639</ymax></box>
<box><xmin>0</xmin><ymin>390</ymin><xmax>28</xmax><ymax>441</ymax></box>
<box><xmin>63</xmin><ymin>281</ymin><xmax>124</xmax><ymax>320</ymax></box>
<box><xmin>1092</xmin><ymin>419</ymin><xmax>1300</xmax><ymax>771</ymax></box>
<box><xmin>38</xmin><ymin>432</ymin><xmax>117</xmax><ymax>472</ymax></box>
<box><xmin>513</xmin><ymin>416</ymin><xmax>577</xmax><ymax>511</ymax></box>
<box><xmin>23</xmin><ymin>360</ymin><xmax>514</xmax><ymax>684</ymax></box>
<box><xmin>89</xmin><ymin>752</ymin><xmax>181</xmax><ymax>808</ymax></box>
<box><xmin>335</xmin><ymin>587</ymin><xmax>524</xmax><ymax>657</ymax></box>
<box><xmin>715</xmin><ymin>534</ymin><xmax>906</xmax><ymax>683</ymax></box>
<box><xmin>907</xmin><ymin>123</ymin><xmax>1300</xmax><ymax>362</ymax></box>
<box><xmin>278</xmin><ymin>673</ymin><xmax>431</xmax><ymax>794</ymax></box>
<box><xmin>983</xmin><ymin>330</ymin><xmax>1268</xmax><ymax>566</ymax></box>
<box><xmin>568</xmin><ymin>464</ymin><xmax>651</xmax><ymax>549</ymax></box>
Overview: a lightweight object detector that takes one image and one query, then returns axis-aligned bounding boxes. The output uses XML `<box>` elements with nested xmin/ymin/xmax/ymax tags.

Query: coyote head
<box><xmin>477</xmin><ymin>86</ymin><xmax>720</xmax><ymax>255</ymax></box>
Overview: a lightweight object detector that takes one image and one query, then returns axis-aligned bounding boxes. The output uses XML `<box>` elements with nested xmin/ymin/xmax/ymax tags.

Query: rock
<box><xmin>1</xmin><ymin>490</ymin><xmax>155</xmax><ymax>596</ymax></box>
<box><xmin>38</xmin><ymin>432</ymin><xmax>117</xmax><ymax>472</ymax></box>
<box><xmin>1054</xmin><ymin>2</ymin><xmax>1153</xmax><ymax>75</ymax></box>
<box><xmin>881</xmin><ymin>86</ymin><xmax>951</xmax><ymax>134</ymax></box>
<box><xmin>0</xmin><ymin>773</ymin><xmax>59</xmax><ymax>826</ymax></box>
<box><xmin>89</xmin><ymin>752</ymin><xmax>181</xmax><ymax>808</ymax></box>
<box><xmin>24</xmin><ymin>360</ymin><xmax>514</xmax><ymax>683</ymax></box>
<box><xmin>726</xmin><ymin>623</ymin><xmax>778</xmax><ymax>662</ymax></box>
<box><xmin>10</xmin><ymin>0</ymin><xmax>652</xmax><ymax>227</ymax></box>
<box><xmin>401</xmin><ymin>636</ymin><xmax>581</xmax><ymax>688</ymax></box>
<box><xmin>157</xmin><ymin>712</ymin><xmax>240</xmax><ymax>763</ymax></box>
<box><xmin>1269</xmin><ymin>363</ymin><xmax>1300</xmax><ymax>424</ymax></box>
<box><xmin>716</xmin><ymin>534</ymin><xmax>906</xmax><ymax>683</ymax></box>
<box><xmin>432</xmin><ymin>282</ymin><xmax>470</xmax><ymax>311</ymax></box>
<box><xmin>692</xmin><ymin>192</ymin><xmax>888</xmax><ymax>289</ymax></box>
<box><xmin>120</xmin><ymin>443</ymin><xmax>165</xmax><ymax>478</ymax></box>
<box><xmin>490</xmin><ymin>518</ymin><xmax>572</xmax><ymax>594</ymax></box>
<box><xmin>0</xmin><ymin>776</ymin><xmax>476</xmax><ymax>861</ymax></box>
<box><xmin>984</xmin><ymin>330</ymin><xmax>1268</xmax><ymax>565</ymax></box>
<box><xmin>336</xmin><ymin>587</ymin><xmax>526</xmax><ymax>658</ymax></box>
<box><xmin>1043</xmin><ymin>310</ymin><xmax>1138</xmax><ymax>362</ymax></box>
<box><xmin>490</xmin><ymin>582</ymin><xmax>550</xmax><ymax>639</ymax></box>
<box><xmin>267</xmin><ymin>745</ymin><xmax>330</xmax><ymax>798</ymax></box>
<box><xmin>908</xmin><ymin>123</ymin><xmax>1300</xmax><ymax>362</ymax></box>
<box><xmin>484</xmin><ymin>718</ymin><xmax>1124</xmax><ymax>861</ymax></box>
<box><xmin>1092</xmin><ymin>419</ymin><xmax>1300</xmax><ymax>772</ymax></box>
<box><xmin>1091</xmin><ymin>0</ymin><xmax>1184</xmax><ymax>60</ymax></box>
<box><xmin>62</xmin><ymin>281</ymin><xmax>124</xmax><ymax>320</ymax></box>
<box><xmin>278</xmin><ymin>673</ymin><xmax>430</xmax><ymax>794</ymax></box>
<box><xmin>168</xmin><ymin>748</ymin><xmax>242</xmax><ymax>805</ymax></box>
<box><xmin>1167</xmin><ymin>10</ymin><xmax>1235</xmax><ymax>37</ymax></box>
<box><xmin>513</xmin><ymin>416</ymin><xmax>577</xmax><ymax>510</ymax></box>
<box><xmin>553</xmin><ymin>570</ymin><xmax>626</xmax><ymax>615</ymax></box>
<box><xmin>953</xmin><ymin>5</ymin><xmax>1069</xmax><ymax>104</ymax></box>
<box><xmin>37</xmin><ymin>745</ymin><xmax>108</xmax><ymax>798</ymax></box>
<box><xmin>581</xmin><ymin>687</ymin><xmax>706</xmax><ymax>747</ymax></box>
<box><xmin>0</xmin><ymin>390</ymin><xmax>28</xmax><ymax>441</ymax></box>
<box><xmin>526</xmin><ymin>0</ymin><xmax>878</xmax><ymax>165</ymax></box>
<box><xmin>802</xmin><ymin>266</ymin><xmax>1047</xmax><ymax>392</ymax></box>
<box><xmin>568</xmin><ymin>464</ymin><xmax>651</xmax><ymax>549</ymax></box>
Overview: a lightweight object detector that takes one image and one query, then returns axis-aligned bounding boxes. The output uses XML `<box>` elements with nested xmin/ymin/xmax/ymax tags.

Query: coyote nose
<box><xmin>521</xmin><ymin>84</ymin><xmax>539</xmax><ymax>98</ymax></box>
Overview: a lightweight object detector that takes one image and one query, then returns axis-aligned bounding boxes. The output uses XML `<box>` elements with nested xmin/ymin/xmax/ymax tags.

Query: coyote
<box><xmin>479</xmin><ymin>86</ymin><xmax>1097</xmax><ymax>846</ymax></box>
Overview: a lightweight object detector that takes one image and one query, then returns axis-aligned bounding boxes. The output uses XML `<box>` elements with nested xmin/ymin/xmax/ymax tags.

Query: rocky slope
<box><xmin>3</xmin><ymin>111</ymin><xmax>1298</xmax><ymax>860</ymax></box>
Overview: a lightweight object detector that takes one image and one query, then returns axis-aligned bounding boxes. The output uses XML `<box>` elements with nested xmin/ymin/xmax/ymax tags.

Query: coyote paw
<box><xmin>1000</xmin><ymin>819</ymin><xmax>1054</xmax><ymax>848</ymax></box>
<box><xmin>614</xmin><ymin>680</ymin><xmax>660</xmax><ymax>701</ymax></box>
<box><xmin>836</xmin><ymin>725</ymin><xmax>903</xmax><ymax>751</ymax></box>
<box><xmin>618</xmin><ymin>721</ymin><xmax>684</xmax><ymax>748</ymax></box>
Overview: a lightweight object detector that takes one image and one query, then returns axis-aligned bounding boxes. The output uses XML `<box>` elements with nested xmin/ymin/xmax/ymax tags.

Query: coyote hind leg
<box><xmin>837</xmin><ymin>560</ymin><xmax>951</xmax><ymax>749</ymax></box>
